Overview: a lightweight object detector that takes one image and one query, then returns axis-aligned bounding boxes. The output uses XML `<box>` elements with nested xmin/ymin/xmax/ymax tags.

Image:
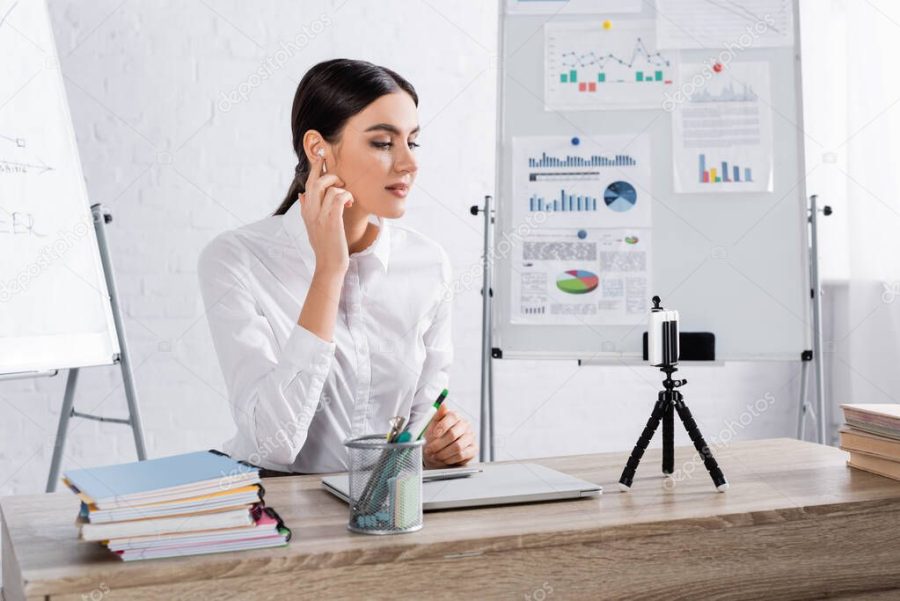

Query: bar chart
<box><xmin>559</xmin><ymin>66</ymin><xmax>669</xmax><ymax>93</ymax></box>
<box><xmin>529</xmin><ymin>189</ymin><xmax>599</xmax><ymax>212</ymax></box>
<box><xmin>672</xmin><ymin>61</ymin><xmax>773</xmax><ymax>193</ymax></box>
<box><xmin>698</xmin><ymin>153</ymin><xmax>753</xmax><ymax>184</ymax></box>
<box><xmin>513</xmin><ymin>134</ymin><xmax>652</xmax><ymax>229</ymax></box>
<box><xmin>528</xmin><ymin>151</ymin><xmax>637</xmax><ymax>169</ymax></box>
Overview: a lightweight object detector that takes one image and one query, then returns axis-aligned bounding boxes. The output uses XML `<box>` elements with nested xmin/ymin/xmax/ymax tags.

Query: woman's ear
<box><xmin>302</xmin><ymin>130</ymin><xmax>327</xmax><ymax>163</ymax></box>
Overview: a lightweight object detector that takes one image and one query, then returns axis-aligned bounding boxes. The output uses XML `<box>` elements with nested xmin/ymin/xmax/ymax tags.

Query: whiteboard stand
<box><xmin>797</xmin><ymin>194</ymin><xmax>832</xmax><ymax>445</ymax></box>
<box><xmin>0</xmin><ymin>0</ymin><xmax>147</xmax><ymax>491</ymax></box>
<box><xmin>486</xmin><ymin>0</ymin><xmax>816</xmax><ymax>455</ymax></box>
<box><xmin>472</xmin><ymin>195</ymin><xmax>497</xmax><ymax>462</ymax></box>
<box><xmin>41</xmin><ymin>203</ymin><xmax>147</xmax><ymax>491</ymax></box>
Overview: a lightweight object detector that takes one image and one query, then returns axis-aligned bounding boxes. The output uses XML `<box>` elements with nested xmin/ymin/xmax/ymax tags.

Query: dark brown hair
<box><xmin>273</xmin><ymin>58</ymin><xmax>418</xmax><ymax>215</ymax></box>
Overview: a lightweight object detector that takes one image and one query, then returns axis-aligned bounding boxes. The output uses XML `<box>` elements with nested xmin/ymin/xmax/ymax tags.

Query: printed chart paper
<box><xmin>511</xmin><ymin>134</ymin><xmax>652</xmax><ymax>229</ymax></box>
<box><xmin>545</xmin><ymin>20</ymin><xmax>678</xmax><ymax>111</ymax></box>
<box><xmin>655</xmin><ymin>0</ymin><xmax>794</xmax><ymax>49</ymax></box>
<box><xmin>509</xmin><ymin>135</ymin><xmax>653</xmax><ymax>325</ymax></box>
<box><xmin>511</xmin><ymin>230</ymin><xmax>651</xmax><ymax>326</ymax></box>
<box><xmin>671</xmin><ymin>61</ymin><xmax>774</xmax><ymax>193</ymax></box>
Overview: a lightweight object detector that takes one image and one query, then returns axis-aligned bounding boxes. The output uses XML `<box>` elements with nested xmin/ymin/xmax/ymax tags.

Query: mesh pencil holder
<box><xmin>344</xmin><ymin>434</ymin><xmax>424</xmax><ymax>535</ymax></box>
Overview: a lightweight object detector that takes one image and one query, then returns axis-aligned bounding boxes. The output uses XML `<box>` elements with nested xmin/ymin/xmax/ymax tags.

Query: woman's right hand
<box><xmin>298</xmin><ymin>153</ymin><xmax>354</xmax><ymax>277</ymax></box>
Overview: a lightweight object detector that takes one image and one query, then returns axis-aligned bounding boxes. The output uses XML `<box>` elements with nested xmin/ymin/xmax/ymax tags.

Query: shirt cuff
<box><xmin>280</xmin><ymin>323</ymin><xmax>336</xmax><ymax>373</ymax></box>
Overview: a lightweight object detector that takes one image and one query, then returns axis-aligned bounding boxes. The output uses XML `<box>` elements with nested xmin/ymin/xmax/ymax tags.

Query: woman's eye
<box><xmin>372</xmin><ymin>141</ymin><xmax>421</xmax><ymax>150</ymax></box>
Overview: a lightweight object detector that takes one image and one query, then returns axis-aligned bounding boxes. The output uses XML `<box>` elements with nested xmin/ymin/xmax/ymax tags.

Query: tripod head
<box><xmin>660</xmin><ymin>364</ymin><xmax>687</xmax><ymax>392</ymax></box>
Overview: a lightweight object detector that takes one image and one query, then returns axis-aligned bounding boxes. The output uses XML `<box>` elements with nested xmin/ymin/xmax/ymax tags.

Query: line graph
<box><xmin>557</xmin><ymin>37</ymin><xmax>672</xmax><ymax>85</ymax></box>
<box><xmin>689</xmin><ymin>81</ymin><xmax>758</xmax><ymax>103</ymax></box>
<box><xmin>546</xmin><ymin>20</ymin><xmax>677</xmax><ymax>109</ymax></box>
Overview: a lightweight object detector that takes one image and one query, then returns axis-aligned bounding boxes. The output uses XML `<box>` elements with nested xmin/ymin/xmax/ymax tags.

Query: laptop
<box><xmin>321</xmin><ymin>462</ymin><xmax>602</xmax><ymax>511</ymax></box>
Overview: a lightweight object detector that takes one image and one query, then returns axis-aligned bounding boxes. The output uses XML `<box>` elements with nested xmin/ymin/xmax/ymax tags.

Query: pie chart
<box><xmin>604</xmin><ymin>181</ymin><xmax>637</xmax><ymax>212</ymax></box>
<box><xmin>556</xmin><ymin>269</ymin><xmax>599</xmax><ymax>295</ymax></box>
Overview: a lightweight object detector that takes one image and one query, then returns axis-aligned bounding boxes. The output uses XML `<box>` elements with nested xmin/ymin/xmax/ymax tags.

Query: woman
<box><xmin>198</xmin><ymin>58</ymin><xmax>477</xmax><ymax>475</ymax></box>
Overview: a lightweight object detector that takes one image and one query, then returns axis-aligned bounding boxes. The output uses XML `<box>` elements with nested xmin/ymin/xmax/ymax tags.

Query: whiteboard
<box><xmin>492</xmin><ymin>0</ymin><xmax>811</xmax><ymax>361</ymax></box>
<box><xmin>0</xmin><ymin>0</ymin><xmax>119</xmax><ymax>374</ymax></box>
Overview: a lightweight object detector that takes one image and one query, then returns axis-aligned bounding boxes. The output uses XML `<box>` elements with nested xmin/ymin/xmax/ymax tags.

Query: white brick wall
<box><xmin>0</xmin><ymin>0</ymin><xmax>804</xmax><ymax>502</ymax></box>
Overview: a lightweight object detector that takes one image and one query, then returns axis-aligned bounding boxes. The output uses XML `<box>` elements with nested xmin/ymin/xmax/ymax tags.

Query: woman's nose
<box><xmin>395</xmin><ymin>144</ymin><xmax>418</xmax><ymax>174</ymax></box>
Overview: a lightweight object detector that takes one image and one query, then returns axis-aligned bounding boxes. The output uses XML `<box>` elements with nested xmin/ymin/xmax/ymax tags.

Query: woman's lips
<box><xmin>385</xmin><ymin>184</ymin><xmax>409</xmax><ymax>198</ymax></box>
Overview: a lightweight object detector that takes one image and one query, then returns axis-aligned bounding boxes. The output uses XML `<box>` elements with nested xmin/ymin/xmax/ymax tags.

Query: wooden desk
<box><xmin>3</xmin><ymin>438</ymin><xmax>900</xmax><ymax>600</ymax></box>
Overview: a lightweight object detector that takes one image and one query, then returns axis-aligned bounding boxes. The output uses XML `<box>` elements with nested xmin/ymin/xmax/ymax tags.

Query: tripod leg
<box><xmin>673</xmin><ymin>395</ymin><xmax>729</xmax><ymax>492</ymax></box>
<box><xmin>662</xmin><ymin>399</ymin><xmax>674</xmax><ymax>475</ymax></box>
<box><xmin>619</xmin><ymin>396</ymin><xmax>667</xmax><ymax>491</ymax></box>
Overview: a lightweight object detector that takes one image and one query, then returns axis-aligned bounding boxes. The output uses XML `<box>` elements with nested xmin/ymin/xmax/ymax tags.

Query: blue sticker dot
<box><xmin>577</xmin><ymin>229</ymin><xmax>587</xmax><ymax>239</ymax></box>
<box><xmin>571</xmin><ymin>137</ymin><xmax>580</xmax><ymax>146</ymax></box>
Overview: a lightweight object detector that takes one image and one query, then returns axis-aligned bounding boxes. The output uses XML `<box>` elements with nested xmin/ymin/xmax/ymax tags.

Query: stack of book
<box><xmin>62</xmin><ymin>450</ymin><xmax>291</xmax><ymax>561</ymax></box>
<box><xmin>840</xmin><ymin>403</ymin><xmax>900</xmax><ymax>482</ymax></box>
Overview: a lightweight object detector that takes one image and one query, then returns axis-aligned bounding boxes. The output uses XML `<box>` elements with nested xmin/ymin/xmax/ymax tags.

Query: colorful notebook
<box><xmin>841</xmin><ymin>404</ymin><xmax>900</xmax><ymax>441</ymax></box>
<box><xmin>63</xmin><ymin>449</ymin><xmax>260</xmax><ymax>510</ymax></box>
<box><xmin>81</xmin><ymin>484</ymin><xmax>265</xmax><ymax>523</ymax></box>
<box><xmin>110</xmin><ymin>505</ymin><xmax>292</xmax><ymax>561</ymax></box>
<box><xmin>63</xmin><ymin>450</ymin><xmax>292</xmax><ymax>560</ymax></box>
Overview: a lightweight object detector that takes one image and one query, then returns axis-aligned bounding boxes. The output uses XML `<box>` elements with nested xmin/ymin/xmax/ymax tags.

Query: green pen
<box><xmin>396</xmin><ymin>388</ymin><xmax>449</xmax><ymax>442</ymax></box>
<box><xmin>361</xmin><ymin>390</ymin><xmax>449</xmax><ymax>513</ymax></box>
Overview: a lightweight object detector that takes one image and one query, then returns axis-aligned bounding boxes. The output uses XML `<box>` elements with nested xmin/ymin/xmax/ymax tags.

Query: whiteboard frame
<box><xmin>491</xmin><ymin>0</ymin><xmax>812</xmax><ymax>363</ymax></box>
<box><xmin>0</xmin><ymin>0</ymin><xmax>120</xmax><ymax>375</ymax></box>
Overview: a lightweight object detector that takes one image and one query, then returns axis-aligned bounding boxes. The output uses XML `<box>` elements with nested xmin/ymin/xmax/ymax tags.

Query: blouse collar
<box><xmin>281</xmin><ymin>198</ymin><xmax>391</xmax><ymax>273</ymax></box>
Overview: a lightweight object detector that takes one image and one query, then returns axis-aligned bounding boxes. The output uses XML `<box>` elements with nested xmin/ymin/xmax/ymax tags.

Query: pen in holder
<box><xmin>344</xmin><ymin>434</ymin><xmax>424</xmax><ymax>535</ymax></box>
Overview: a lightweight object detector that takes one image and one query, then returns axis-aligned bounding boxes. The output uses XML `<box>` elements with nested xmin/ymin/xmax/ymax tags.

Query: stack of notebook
<box><xmin>840</xmin><ymin>404</ymin><xmax>900</xmax><ymax>482</ymax></box>
<box><xmin>62</xmin><ymin>450</ymin><xmax>291</xmax><ymax>561</ymax></box>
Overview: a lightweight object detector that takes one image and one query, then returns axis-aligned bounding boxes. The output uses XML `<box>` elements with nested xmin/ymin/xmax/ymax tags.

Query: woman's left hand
<box><xmin>423</xmin><ymin>404</ymin><xmax>478</xmax><ymax>468</ymax></box>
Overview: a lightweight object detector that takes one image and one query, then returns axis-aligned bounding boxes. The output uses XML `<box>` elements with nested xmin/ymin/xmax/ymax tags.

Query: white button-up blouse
<box><xmin>197</xmin><ymin>199</ymin><xmax>453</xmax><ymax>473</ymax></box>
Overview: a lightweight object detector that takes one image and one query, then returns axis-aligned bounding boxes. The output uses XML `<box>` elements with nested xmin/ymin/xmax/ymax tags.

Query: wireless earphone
<box><xmin>316</xmin><ymin>147</ymin><xmax>327</xmax><ymax>174</ymax></box>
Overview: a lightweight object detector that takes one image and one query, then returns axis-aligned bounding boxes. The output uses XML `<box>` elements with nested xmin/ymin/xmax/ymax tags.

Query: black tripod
<box><xmin>619</xmin><ymin>364</ymin><xmax>728</xmax><ymax>492</ymax></box>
